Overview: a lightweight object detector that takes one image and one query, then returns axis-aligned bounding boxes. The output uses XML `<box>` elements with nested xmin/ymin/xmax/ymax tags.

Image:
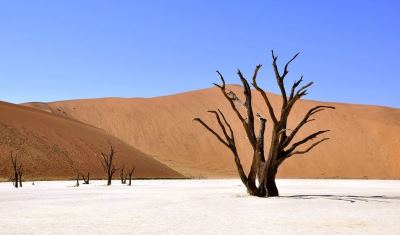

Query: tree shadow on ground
<box><xmin>280</xmin><ymin>195</ymin><xmax>400</xmax><ymax>203</ymax></box>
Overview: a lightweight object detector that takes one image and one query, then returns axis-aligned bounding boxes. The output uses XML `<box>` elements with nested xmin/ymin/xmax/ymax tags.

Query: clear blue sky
<box><xmin>1</xmin><ymin>1</ymin><xmax>399</xmax><ymax>107</ymax></box>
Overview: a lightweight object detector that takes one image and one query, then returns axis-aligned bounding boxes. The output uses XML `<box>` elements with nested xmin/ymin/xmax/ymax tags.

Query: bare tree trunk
<box><xmin>127</xmin><ymin>167</ymin><xmax>135</xmax><ymax>186</ymax></box>
<box><xmin>18</xmin><ymin>166</ymin><xmax>23</xmax><ymax>188</ymax></box>
<box><xmin>82</xmin><ymin>172</ymin><xmax>90</xmax><ymax>184</ymax></box>
<box><xmin>14</xmin><ymin>175</ymin><xmax>18</xmax><ymax>188</ymax></box>
<box><xmin>12</xmin><ymin>177</ymin><xmax>18</xmax><ymax>188</ymax></box>
<box><xmin>75</xmin><ymin>173</ymin><xmax>80</xmax><ymax>187</ymax></box>
<box><xmin>266</xmin><ymin>167</ymin><xmax>278</xmax><ymax>197</ymax></box>
<box><xmin>10</xmin><ymin>153</ymin><xmax>19</xmax><ymax>188</ymax></box>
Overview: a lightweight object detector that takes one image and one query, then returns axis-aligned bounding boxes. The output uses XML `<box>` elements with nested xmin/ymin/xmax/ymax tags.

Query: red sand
<box><xmin>0</xmin><ymin>101</ymin><xmax>183</xmax><ymax>180</ymax></box>
<box><xmin>22</xmin><ymin>86</ymin><xmax>400</xmax><ymax>179</ymax></box>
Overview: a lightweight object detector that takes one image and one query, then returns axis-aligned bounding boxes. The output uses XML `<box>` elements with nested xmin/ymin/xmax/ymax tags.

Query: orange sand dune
<box><xmin>23</xmin><ymin>86</ymin><xmax>400</xmax><ymax>179</ymax></box>
<box><xmin>0</xmin><ymin>101</ymin><xmax>183</xmax><ymax>180</ymax></box>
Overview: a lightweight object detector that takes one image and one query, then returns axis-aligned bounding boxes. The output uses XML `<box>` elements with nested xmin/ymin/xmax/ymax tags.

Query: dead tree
<box><xmin>18</xmin><ymin>165</ymin><xmax>23</xmax><ymax>187</ymax></box>
<box><xmin>75</xmin><ymin>173</ymin><xmax>80</xmax><ymax>187</ymax></box>
<box><xmin>194</xmin><ymin>51</ymin><xmax>335</xmax><ymax>197</ymax></box>
<box><xmin>127</xmin><ymin>167</ymin><xmax>135</xmax><ymax>186</ymax></box>
<box><xmin>100</xmin><ymin>145</ymin><xmax>118</xmax><ymax>186</ymax></box>
<box><xmin>120</xmin><ymin>165</ymin><xmax>127</xmax><ymax>184</ymax></box>
<box><xmin>10</xmin><ymin>153</ymin><xmax>22</xmax><ymax>188</ymax></box>
<box><xmin>82</xmin><ymin>172</ymin><xmax>90</xmax><ymax>184</ymax></box>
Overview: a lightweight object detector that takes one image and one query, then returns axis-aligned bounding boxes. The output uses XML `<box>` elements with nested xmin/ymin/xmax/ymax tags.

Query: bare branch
<box><xmin>283</xmin><ymin>138</ymin><xmax>330</xmax><ymax>160</ymax></box>
<box><xmin>237</xmin><ymin>69</ymin><xmax>257</xmax><ymax>146</ymax></box>
<box><xmin>193</xmin><ymin>118</ymin><xmax>229</xmax><ymax>148</ymax></box>
<box><xmin>289</xmin><ymin>76</ymin><xmax>303</xmax><ymax>100</ymax></box>
<box><xmin>285</xmin><ymin>130</ymin><xmax>330</xmax><ymax>154</ymax></box>
<box><xmin>217</xmin><ymin>109</ymin><xmax>234</xmax><ymax>141</ymax></box>
<box><xmin>251</xmin><ymin>64</ymin><xmax>278</xmax><ymax>124</ymax></box>
<box><xmin>296</xmin><ymin>81</ymin><xmax>313</xmax><ymax>97</ymax></box>
<box><xmin>271</xmin><ymin>50</ymin><xmax>288</xmax><ymax>106</ymax></box>
<box><xmin>281</xmin><ymin>105</ymin><xmax>335</xmax><ymax>149</ymax></box>
<box><xmin>194</xmin><ymin>115</ymin><xmax>247</xmax><ymax>186</ymax></box>
<box><xmin>281</xmin><ymin>52</ymin><xmax>300</xmax><ymax>80</ymax></box>
<box><xmin>214</xmin><ymin>70</ymin><xmax>226</xmax><ymax>88</ymax></box>
<box><xmin>282</xmin><ymin>81</ymin><xmax>314</xmax><ymax>120</ymax></box>
<box><xmin>208</xmin><ymin>110</ymin><xmax>230</xmax><ymax>142</ymax></box>
<box><xmin>214</xmin><ymin>71</ymin><xmax>245</xmax><ymax>124</ymax></box>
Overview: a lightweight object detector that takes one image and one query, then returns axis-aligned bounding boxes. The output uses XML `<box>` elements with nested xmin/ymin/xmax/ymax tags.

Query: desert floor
<box><xmin>0</xmin><ymin>179</ymin><xmax>399</xmax><ymax>234</ymax></box>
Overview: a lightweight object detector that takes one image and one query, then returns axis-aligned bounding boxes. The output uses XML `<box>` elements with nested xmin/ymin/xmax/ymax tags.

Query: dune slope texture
<box><xmin>0</xmin><ymin>102</ymin><xmax>183</xmax><ymax>180</ymax></box>
<box><xmin>24</xmin><ymin>86</ymin><xmax>400</xmax><ymax>178</ymax></box>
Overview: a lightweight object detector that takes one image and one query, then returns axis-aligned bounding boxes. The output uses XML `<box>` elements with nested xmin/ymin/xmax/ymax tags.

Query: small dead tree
<box><xmin>82</xmin><ymin>172</ymin><xmax>90</xmax><ymax>184</ymax></box>
<box><xmin>75</xmin><ymin>173</ymin><xmax>80</xmax><ymax>187</ymax></box>
<box><xmin>127</xmin><ymin>167</ymin><xmax>135</xmax><ymax>186</ymax></box>
<box><xmin>100</xmin><ymin>145</ymin><xmax>118</xmax><ymax>186</ymax></box>
<box><xmin>18</xmin><ymin>165</ymin><xmax>23</xmax><ymax>188</ymax></box>
<box><xmin>10</xmin><ymin>153</ymin><xmax>23</xmax><ymax>188</ymax></box>
<box><xmin>194</xmin><ymin>51</ymin><xmax>335</xmax><ymax>197</ymax></box>
<box><xmin>120</xmin><ymin>165</ymin><xmax>127</xmax><ymax>184</ymax></box>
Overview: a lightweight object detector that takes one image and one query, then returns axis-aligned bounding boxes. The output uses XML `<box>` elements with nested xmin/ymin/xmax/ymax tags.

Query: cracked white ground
<box><xmin>1</xmin><ymin>179</ymin><xmax>399</xmax><ymax>234</ymax></box>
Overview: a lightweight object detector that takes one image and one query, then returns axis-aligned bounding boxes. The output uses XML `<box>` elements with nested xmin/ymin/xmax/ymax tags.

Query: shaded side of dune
<box><xmin>0</xmin><ymin>102</ymin><xmax>184</xmax><ymax>180</ymax></box>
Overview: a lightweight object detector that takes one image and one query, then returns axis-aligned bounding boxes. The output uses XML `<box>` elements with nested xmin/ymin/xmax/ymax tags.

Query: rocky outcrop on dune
<box><xmin>0</xmin><ymin>101</ymin><xmax>183</xmax><ymax>180</ymax></box>
<box><xmin>23</xmin><ymin>86</ymin><xmax>400</xmax><ymax>179</ymax></box>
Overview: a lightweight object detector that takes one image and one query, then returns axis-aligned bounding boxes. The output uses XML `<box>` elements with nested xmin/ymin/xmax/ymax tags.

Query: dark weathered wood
<box><xmin>10</xmin><ymin>153</ymin><xmax>23</xmax><ymax>188</ymax></box>
<box><xmin>252</xmin><ymin>65</ymin><xmax>277</xmax><ymax>124</ymax></box>
<box><xmin>82</xmin><ymin>172</ymin><xmax>90</xmax><ymax>184</ymax></box>
<box><xmin>75</xmin><ymin>173</ymin><xmax>80</xmax><ymax>187</ymax></box>
<box><xmin>127</xmin><ymin>167</ymin><xmax>135</xmax><ymax>186</ymax></box>
<box><xmin>195</xmin><ymin>51</ymin><xmax>335</xmax><ymax>197</ymax></box>
<box><xmin>120</xmin><ymin>166</ymin><xmax>127</xmax><ymax>184</ymax></box>
<box><xmin>18</xmin><ymin>165</ymin><xmax>23</xmax><ymax>187</ymax></box>
<box><xmin>194</xmin><ymin>110</ymin><xmax>248</xmax><ymax>186</ymax></box>
<box><xmin>100</xmin><ymin>145</ymin><xmax>118</xmax><ymax>186</ymax></box>
<box><xmin>10</xmin><ymin>153</ymin><xmax>19</xmax><ymax>188</ymax></box>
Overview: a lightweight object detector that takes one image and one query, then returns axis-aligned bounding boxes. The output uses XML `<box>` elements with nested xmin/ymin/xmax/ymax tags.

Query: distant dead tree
<box><xmin>10</xmin><ymin>153</ymin><xmax>19</xmax><ymax>188</ymax></box>
<box><xmin>10</xmin><ymin>153</ymin><xmax>23</xmax><ymax>188</ymax></box>
<box><xmin>194</xmin><ymin>51</ymin><xmax>335</xmax><ymax>197</ymax></box>
<box><xmin>82</xmin><ymin>172</ymin><xmax>90</xmax><ymax>184</ymax></box>
<box><xmin>120</xmin><ymin>165</ymin><xmax>127</xmax><ymax>184</ymax></box>
<box><xmin>100</xmin><ymin>145</ymin><xmax>118</xmax><ymax>186</ymax></box>
<box><xmin>75</xmin><ymin>173</ymin><xmax>80</xmax><ymax>187</ymax></box>
<box><xmin>127</xmin><ymin>167</ymin><xmax>135</xmax><ymax>186</ymax></box>
<box><xmin>18</xmin><ymin>165</ymin><xmax>23</xmax><ymax>187</ymax></box>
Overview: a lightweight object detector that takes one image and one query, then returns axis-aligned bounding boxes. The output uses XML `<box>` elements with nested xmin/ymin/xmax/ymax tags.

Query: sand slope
<box><xmin>0</xmin><ymin>101</ymin><xmax>183</xmax><ymax>180</ymax></box>
<box><xmin>24</xmin><ymin>86</ymin><xmax>400</xmax><ymax>178</ymax></box>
